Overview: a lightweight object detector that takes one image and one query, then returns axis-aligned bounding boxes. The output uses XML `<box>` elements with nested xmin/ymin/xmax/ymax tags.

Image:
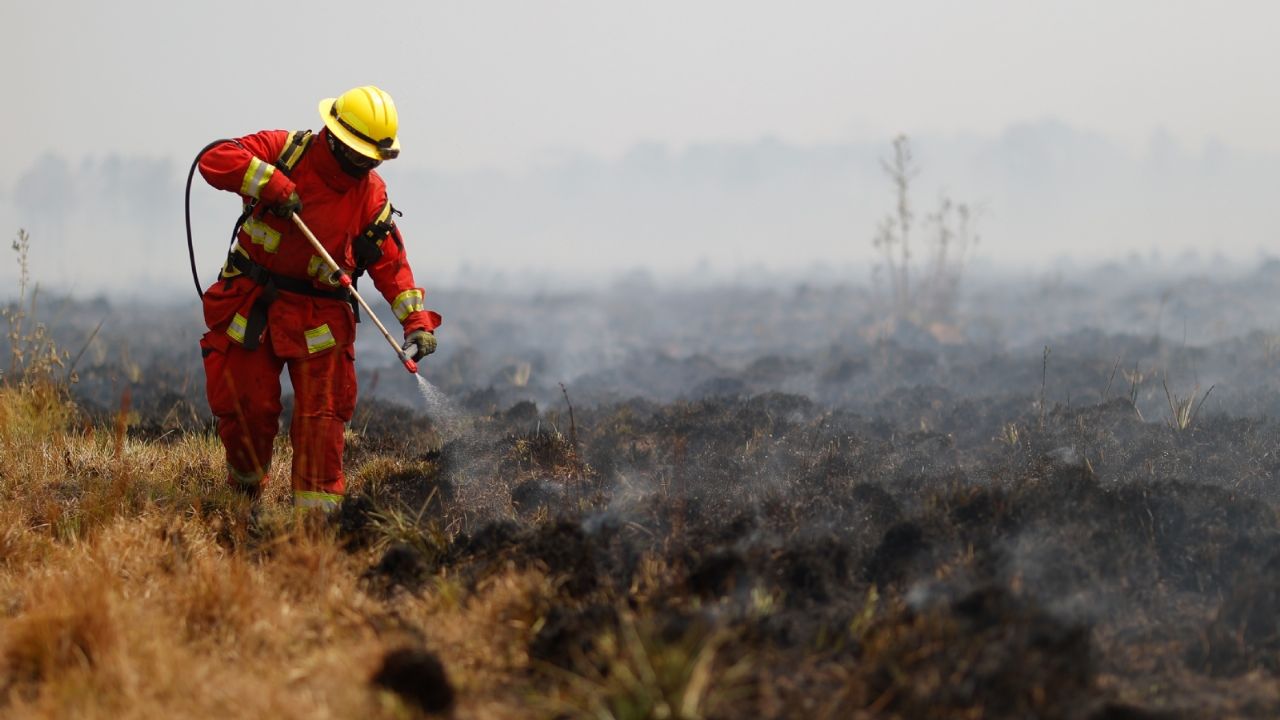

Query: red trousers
<box><xmin>201</xmin><ymin>332</ymin><xmax>356</xmax><ymax>504</ymax></box>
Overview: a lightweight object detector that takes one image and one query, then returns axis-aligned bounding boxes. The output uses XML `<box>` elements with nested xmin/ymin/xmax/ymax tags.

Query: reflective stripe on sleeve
<box><xmin>243</xmin><ymin>217</ymin><xmax>282</xmax><ymax>253</ymax></box>
<box><xmin>239</xmin><ymin>157</ymin><xmax>276</xmax><ymax>199</ymax></box>
<box><xmin>391</xmin><ymin>289</ymin><xmax>425</xmax><ymax>322</ymax></box>
<box><xmin>294</xmin><ymin>490</ymin><xmax>342</xmax><ymax>510</ymax></box>
<box><xmin>227</xmin><ymin>313</ymin><xmax>248</xmax><ymax>343</ymax></box>
<box><xmin>304</xmin><ymin>324</ymin><xmax>337</xmax><ymax>354</ymax></box>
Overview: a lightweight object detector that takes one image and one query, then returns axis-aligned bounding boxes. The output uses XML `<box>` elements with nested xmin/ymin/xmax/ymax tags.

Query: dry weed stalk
<box><xmin>870</xmin><ymin>136</ymin><xmax>979</xmax><ymax>327</ymax></box>
<box><xmin>2</xmin><ymin>230</ymin><xmax>68</xmax><ymax>386</ymax></box>
<box><xmin>1162</xmin><ymin>376</ymin><xmax>1214</xmax><ymax>432</ymax></box>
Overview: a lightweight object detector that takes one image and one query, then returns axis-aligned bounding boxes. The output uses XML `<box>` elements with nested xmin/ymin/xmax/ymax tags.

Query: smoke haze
<box><xmin>2</xmin><ymin>121</ymin><xmax>1277</xmax><ymax>296</ymax></box>
<box><xmin>3</xmin><ymin>2</ymin><xmax>1280</xmax><ymax>295</ymax></box>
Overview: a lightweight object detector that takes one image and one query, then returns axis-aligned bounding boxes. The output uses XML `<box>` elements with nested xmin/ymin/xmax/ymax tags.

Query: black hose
<box><xmin>186</xmin><ymin>139</ymin><xmax>254</xmax><ymax>300</ymax></box>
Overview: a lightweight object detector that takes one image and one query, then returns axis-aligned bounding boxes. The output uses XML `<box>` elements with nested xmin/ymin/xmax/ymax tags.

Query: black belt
<box><xmin>226</xmin><ymin>252</ymin><xmax>357</xmax><ymax>350</ymax></box>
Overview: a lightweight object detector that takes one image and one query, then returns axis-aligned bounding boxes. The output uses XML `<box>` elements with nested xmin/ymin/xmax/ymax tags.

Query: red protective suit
<box><xmin>198</xmin><ymin>128</ymin><xmax>441</xmax><ymax>508</ymax></box>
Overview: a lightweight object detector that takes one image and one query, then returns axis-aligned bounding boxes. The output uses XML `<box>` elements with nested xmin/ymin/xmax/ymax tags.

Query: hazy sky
<box><xmin>5</xmin><ymin>1</ymin><xmax>1278</xmax><ymax>173</ymax></box>
<box><xmin>3</xmin><ymin>1</ymin><xmax>1280</xmax><ymax>292</ymax></box>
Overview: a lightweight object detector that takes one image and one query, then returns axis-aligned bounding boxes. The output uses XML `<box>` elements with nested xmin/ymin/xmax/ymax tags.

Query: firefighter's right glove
<box><xmin>403</xmin><ymin>330</ymin><xmax>437</xmax><ymax>361</ymax></box>
<box><xmin>268</xmin><ymin>191</ymin><xmax>303</xmax><ymax>218</ymax></box>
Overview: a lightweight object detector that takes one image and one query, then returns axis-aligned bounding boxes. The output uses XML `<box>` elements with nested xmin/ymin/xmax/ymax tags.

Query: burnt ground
<box><xmin>12</xmin><ymin>265</ymin><xmax>1280</xmax><ymax>716</ymax></box>
<box><xmin>350</xmin><ymin>390</ymin><xmax>1278</xmax><ymax>718</ymax></box>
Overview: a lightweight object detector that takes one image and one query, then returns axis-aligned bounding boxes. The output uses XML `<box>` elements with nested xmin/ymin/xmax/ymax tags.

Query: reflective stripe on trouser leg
<box><xmin>304</xmin><ymin>324</ymin><xmax>336</xmax><ymax>354</ymax></box>
<box><xmin>293</xmin><ymin>490</ymin><xmax>343</xmax><ymax>511</ymax></box>
<box><xmin>286</xmin><ymin>345</ymin><xmax>356</xmax><ymax>500</ymax></box>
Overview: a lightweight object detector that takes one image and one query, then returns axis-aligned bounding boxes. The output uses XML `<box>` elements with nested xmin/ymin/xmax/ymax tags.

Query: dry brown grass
<box><xmin>0</xmin><ymin>378</ymin><xmax>570</xmax><ymax>718</ymax></box>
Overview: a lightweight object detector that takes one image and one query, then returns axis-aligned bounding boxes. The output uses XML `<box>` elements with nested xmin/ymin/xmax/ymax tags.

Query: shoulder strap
<box><xmin>361</xmin><ymin>202</ymin><xmax>399</xmax><ymax>244</ymax></box>
<box><xmin>275</xmin><ymin>130</ymin><xmax>313</xmax><ymax>175</ymax></box>
<box><xmin>351</xmin><ymin>202</ymin><xmax>402</xmax><ymax>275</ymax></box>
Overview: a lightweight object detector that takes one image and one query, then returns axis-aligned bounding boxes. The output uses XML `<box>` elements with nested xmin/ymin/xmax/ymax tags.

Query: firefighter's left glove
<box><xmin>403</xmin><ymin>330</ymin><xmax>437</xmax><ymax>361</ymax></box>
<box><xmin>268</xmin><ymin>191</ymin><xmax>303</xmax><ymax>218</ymax></box>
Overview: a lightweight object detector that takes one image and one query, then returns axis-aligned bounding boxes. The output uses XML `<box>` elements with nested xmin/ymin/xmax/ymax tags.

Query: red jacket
<box><xmin>198</xmin><ymin>129</ymin><xmax>440</xmax><ymax>358</ymax></box>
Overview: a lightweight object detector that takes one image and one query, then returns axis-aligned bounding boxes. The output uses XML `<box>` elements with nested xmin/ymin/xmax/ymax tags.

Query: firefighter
<box><xmin>197</xmin><ymin>86</ymin><xmax>440</xmax><ymax>511</ymax></box>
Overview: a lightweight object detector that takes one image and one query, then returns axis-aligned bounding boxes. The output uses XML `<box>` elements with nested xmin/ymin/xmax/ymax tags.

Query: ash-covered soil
<box><xmin>15</xmin><ymin>263</ymin><xmax>1280</xmax><ymax>717</ymax></box>
<box><xmin>343</xmin><ymin>389</ymin><xmax>1280</xmax><ymax>718</ymax></box>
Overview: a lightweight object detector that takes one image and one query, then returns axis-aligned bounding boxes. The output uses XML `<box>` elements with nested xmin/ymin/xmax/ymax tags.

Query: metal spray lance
<box><xmin>289</xmin><ymin>213</ymin><xmax>419</xmax><ymax>374</ymax></box>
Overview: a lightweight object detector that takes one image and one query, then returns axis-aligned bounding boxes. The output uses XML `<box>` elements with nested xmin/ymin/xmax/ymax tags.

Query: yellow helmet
<box><xmin>318</xmin><ymin>86</ymin><xmax>401</xmax><ymax>161</ymax></box>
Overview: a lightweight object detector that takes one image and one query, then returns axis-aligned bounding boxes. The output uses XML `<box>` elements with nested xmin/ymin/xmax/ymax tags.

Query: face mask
<box><xmin>325</xmin><ymin>130</ymin><xmax>381</xmax><ymax>177</ymax></box>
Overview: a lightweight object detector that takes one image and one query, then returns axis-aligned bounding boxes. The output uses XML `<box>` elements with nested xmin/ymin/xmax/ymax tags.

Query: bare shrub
<box><xmin>871</xmin><ymin>136</ymin><xmax>979</xmax><ymax>329</ymax></box>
